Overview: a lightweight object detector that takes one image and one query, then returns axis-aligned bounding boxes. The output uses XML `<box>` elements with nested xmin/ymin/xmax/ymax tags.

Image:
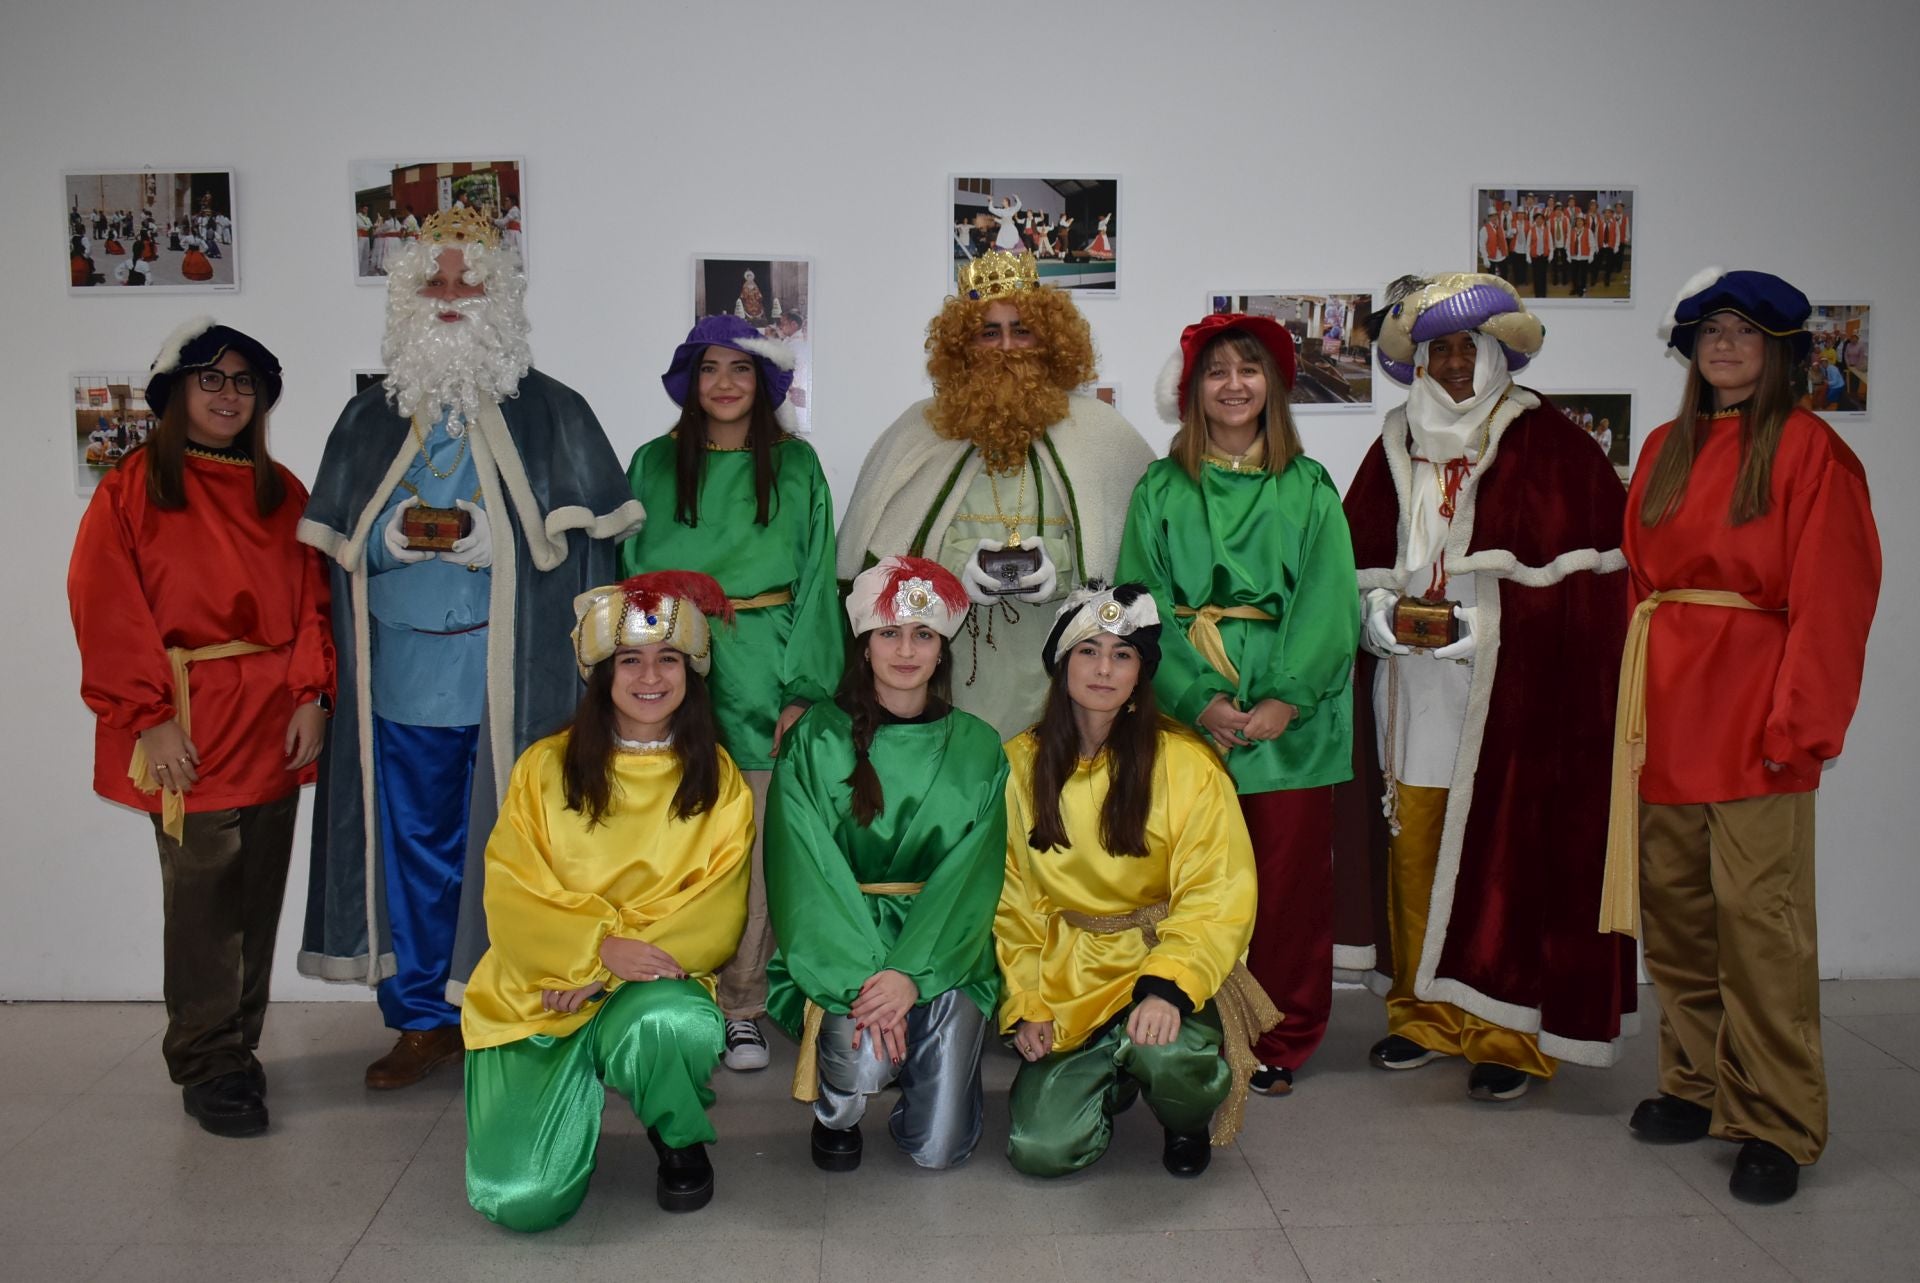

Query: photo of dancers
<box><xmin>951</xmin><ymin>175</ymin><xmax>1119</xmax><ymax>294</ymax></box>
<box><xmin>1545</xmin><ymin>389</ymin><xmax>1633</xmax><ymax>478</ymax></box>
<box><xmin>692</xmin><ymin>256</ymin><xmax>813</xmax><ymax>434</ymax></box>
<box><xmin>71</xmin><ymin>373</ymin><xmax>154</xmax><ymax>494</ymax></box>
<box><xmin>1804</xmin><ymin>302</ymin><xmax>1870</xmax><ymax>416</ymax></box>
<box><xmin>65</xmin><ymin>170</ymin><xmax>236</xmax><ymax>293</ymax></box>
<box><xmin>1208</xmin><ymin>292</ymin><xmax>1374</xmax><ymax>407</ymax></box>
<box><xmin>1473</xmin><ymin>186</ymin><xmax>1635</xmax><ymax>303</ymax></box>
<box><xmin>350</xmin><ymin>157</ymin><xmax>524</xmax><ymax>283</ymax></box>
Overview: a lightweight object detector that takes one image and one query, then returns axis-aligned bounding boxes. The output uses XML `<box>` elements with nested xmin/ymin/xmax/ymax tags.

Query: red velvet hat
<box><xmin>1154</xmin><ymin>313</ymin><xmax>1297</xmax><ymax>424</ymax></box>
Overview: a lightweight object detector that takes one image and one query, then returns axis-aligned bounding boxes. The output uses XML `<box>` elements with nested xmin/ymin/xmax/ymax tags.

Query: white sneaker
<box><xmin>723</xmin><ymin>1018</ymin><xmax>770</xmax><ymax>1071</ymax></box>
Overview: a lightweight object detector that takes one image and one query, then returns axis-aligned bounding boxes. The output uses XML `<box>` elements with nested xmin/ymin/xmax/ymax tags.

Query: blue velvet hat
<box><xmin>146</xmin><ymin>317</ymin><xmax>283</xmax><ymax>415</ymax></box>
<box><xmin>660</xmin><ymin>314</ymin><xmax>798</xmax><ymax>428</ymax></box>
<box><xmin>1660</xmin><ymin>268</ymin><xmax>1812</xmax><ymax>360</ymax></box>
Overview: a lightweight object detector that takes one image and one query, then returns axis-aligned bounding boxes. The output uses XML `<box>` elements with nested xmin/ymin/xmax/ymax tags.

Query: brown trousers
<box><xmin>715</xmin><ymin>769</ymin><xmax>773</xmax><ymax>1019</ymax></box>
<box><xmin>1639</xmin><ymin>792</ymin><xmax>1825</xmax><ymax>1164</ymax></box>
<box><xmin>150</xmin><ymin>792</ymin><xmax>299</xmax><ymax>1085</ymax></box>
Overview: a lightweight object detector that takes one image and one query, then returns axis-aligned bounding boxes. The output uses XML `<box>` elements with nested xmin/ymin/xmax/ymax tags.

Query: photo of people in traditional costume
<box><xmin>67</xmin><ymin>321</ymin><xmax>335</xmax><ymax>1139</ymax></box>
<box><xmin>1116</xmin><ymin>314</ymin><xmax>1358</xmax><ymax>1097</ymax></box>
<box><xmin>620</xmin><ymin>315</ymin><xmax>844</xmax><ymax>1078</ymax></box>
<box><xmin>837</xmin><ymin>250</ymin><xmax>1156</xmax><ymax>740</ymax></box>
<box><xmin>764</xmin><ymin>558</ymin><xmax>1009</xmax><ymax>1172</ymax></box>
<box><xmin>998</xmin><ymin>583</ymin><xmax>1280</xmax><ymax>1178</ymax></box>
<box><xmin>1331</xmin><ymin>274</ymin><xmax>1637</xmax><ymax>1104</ymax></box>
<box><xmin>1606</xmin><ymin>269</ymin><xmax>1881</xmax><ymax>1205</ymax></box>
<box><xmin>297</xmin><ymin>207</ymin><xmax>645</xmax><ymax>1093</ymax></box>
<box><xmin>460</xmin><ymin>573</ymin><xmax>753</xmax><ymax>1230</ymax></box>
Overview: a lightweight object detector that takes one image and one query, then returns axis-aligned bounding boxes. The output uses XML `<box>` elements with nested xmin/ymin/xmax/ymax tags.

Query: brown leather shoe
<box><xmin>364</xmin><ymin>1027</ymin><xmax>464</xmax><ymax>1090</ymax></box>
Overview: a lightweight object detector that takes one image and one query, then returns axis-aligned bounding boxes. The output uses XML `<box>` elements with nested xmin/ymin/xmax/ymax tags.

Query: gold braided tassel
<box><xmin>790</xmin><ymin>1001</ymin><xmax>826</xmax><ymax>1102</ymax></box>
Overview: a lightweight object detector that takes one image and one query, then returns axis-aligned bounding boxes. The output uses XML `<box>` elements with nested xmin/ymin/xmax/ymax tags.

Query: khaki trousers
<box><xmin>1639</xmin><ymin>793</ymin><xmax>1825</xmax><ymax>1164</ymax></box>
<box><xmin>714</xmin><ymin>769</ymin><xmax>773</xmax><ymax>1019</ymax></box>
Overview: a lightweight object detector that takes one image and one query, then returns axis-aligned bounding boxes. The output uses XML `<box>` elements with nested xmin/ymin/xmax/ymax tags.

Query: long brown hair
<box><xmin>1167</xmin><ymin>330</ymin><xmax>1304</xmax><ymax>480</ymax></box>
<box><xmin>836</xmin><ymin>632</ymin><xmax>954</xmax><ymax>827</ymax></box>
<box><xmin>1024</xmin><ymin>655</ymin><xmax>1162</xmax><ymax>858</ymax></box>
<box><xmin>561</xmin><ymin>657</ymin><xmax>721</xmax><ymax>827</ymax></box>
<box><xmin>671</xmin><ymin>364</ymin><xmax>785</xmax><ymax>527</ymax></box>
<box><xmin>1639</xmin><ymin>334</ymin><xmax>1797</xmax><ymax>527</ymax></box>
<box><xmin>139</xmin><ymin>367</ymin><xmax>287</xmax><ymax>516</ymax></box>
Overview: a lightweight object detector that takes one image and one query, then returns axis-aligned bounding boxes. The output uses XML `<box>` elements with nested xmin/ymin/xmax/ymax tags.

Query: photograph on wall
<box><xmin>1208</xmin><ymin>292</ymin><xmax>1374</xmax><ymax>409</ymax></box>
<box><xmin>1088</xmin><ymin>383</ymin><xmax>1120</xmax><ymax>412</ymax></box>
<box><xmin>1545</xmin><ymin>389</ymin><xmax>1632</xmax><ymax>480</ymax></box>
<box><xmin>1802</xmin><ymin>302</ymin><xmax>1870</xmax><ymax>416</ymax></box>
<box><xmin>353</xmin><ymin>370</ymin><xmax>387</xmax><ymax>398</ymax></box>
<box><xmin>72</xmin><ymin>372</ymin><xmax>153</xmax><ymax>495</ymax></box>
<box><xmin>693</xmin><ymin>256</ymin><xmax>812</xmax><ymax>434</ymax></box>
<box><xmin>1472</xmin><ymin>186</ymin><xmax>1634</xmax><ymax>303</ymax></box>
<box><xmin>65</xmin><ymin>169</ymin><xmax>237</xmax><ymax>293</ymax></box>
<box><xmin>351</xmin><ymin>158</ymin><xmax>524</xmax><ymax>283</ymax></box>
<box><xmin>952</xmin><ymin>175</ymin><xmax>1118</xmax><ymax>295</ymax></box>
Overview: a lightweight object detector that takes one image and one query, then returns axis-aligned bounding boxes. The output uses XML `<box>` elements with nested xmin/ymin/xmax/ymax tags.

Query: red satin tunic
<box><xmin>68</xmin><ymin>448</ymin><xmax>335</xmax><ymax>812</ymax></box>
<box><xmin>1624</xmin><ymin>408</ymin><xmax>1880</xmax><ymax>804</ymax></box>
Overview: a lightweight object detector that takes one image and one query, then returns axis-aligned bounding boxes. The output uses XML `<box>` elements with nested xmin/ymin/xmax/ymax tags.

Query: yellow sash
<box><xmin>1599</xmin><ymin>589</ymin><xmax>1774</xmax><ymax>936</ymax></box>
<box><xmin>1061</xmin><ymin>902</ymin><xmax>1282</xmax><ymax>1147</ymax></box>
<box><xmin>128</xmin><ymin>640</ymin><xmax>274</xmax><ymax>842</ymax></box>
<box><xmin>729</xmin><ymin>589</ymin><xmax>793</xmax><ymax>611</ymax></box>
<box><xmin>1172</xmin><ymin>604</ymin><xmax>1275</xmax><ymax>686</ymax></box>
<box><xmin>791</xmin><ymin>881</ymin><xmax>927</xmax><ymax>1102</ymax></box>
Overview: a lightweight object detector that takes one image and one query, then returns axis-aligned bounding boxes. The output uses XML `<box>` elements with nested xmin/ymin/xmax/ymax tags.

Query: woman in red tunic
<box><xmin>1613</xmin><ymin>270</ymin><xmax>1880</xmax><ymax>1204</ymax></box>
<box><xmin>68</xmin><ymin>321</ymin><xmax>335</xmax><ymax>1138</ymax></box>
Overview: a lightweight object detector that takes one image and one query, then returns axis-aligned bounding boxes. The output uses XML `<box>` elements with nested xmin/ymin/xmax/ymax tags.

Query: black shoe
<box><xmin>1466</xmin><ymin>1062</ymin><xmax>1531</xmax><ymax>1102</ymax></box>
<box><xmin>181</xmin><ymin>1070</ymin><xmax>268</xmax><ymax>1138</ymax></box>
<box><xmin>811</xmin><ymin>1119</ymin><xmax>863</xmax><ymax>1172</ymax></box>
<box><xmin>1729</xmin><ymin>1139</ymin><xmax>1800</xmax><ymax>1205</ymax></box>
<box><xmin>1369</xmin><ymin>1034</ymin><xmax>1442</xmax><ymax>1071</ymax></box>
<box><xmin>1628</xmin><ymin>1093</ymin><xmax>1712</xmax><ymax>1143</ymax></box>
<box><xmin>1248</xmin><ymin>1064</ymin><xmax>1293</xmax><ymax>1096</ymax></box>
<box><xmin>646</xmin><ymin>1128</ymin><xmax>714</xmax><ymax>1213</ymax></box>
<box><xmin>1161</xmin><ymin>1128</ymin><xmax>1212</xmax><ymax>1178</ymax></box>
<box><xmin>245</xmin><ymin>1057</ymin><xmax>267</xmax><ymax>1098</ymax></box>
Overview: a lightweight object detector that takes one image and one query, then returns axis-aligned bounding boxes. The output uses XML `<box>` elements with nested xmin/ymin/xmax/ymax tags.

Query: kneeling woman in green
<box><xmin>1000</xmin><ymin>583</ymin><xmax>1276</xmax><ymax>1178</ymax></box>
<box><xmin>461</xmin><ymin>572</ymin><xmax>753</xmax><ymax>1230</ymax></box>
<box><xmin>765</xmin><ymin>556</ymin><xmax>1009</xmax><ymax>1171</ymax></box>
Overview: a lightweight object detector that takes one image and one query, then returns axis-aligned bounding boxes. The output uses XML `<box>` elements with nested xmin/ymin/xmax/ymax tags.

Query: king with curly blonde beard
<box><xmin>838</xmin><ymin>252</ymin><xmax>1156</xmax><ymax>738</ymax></box>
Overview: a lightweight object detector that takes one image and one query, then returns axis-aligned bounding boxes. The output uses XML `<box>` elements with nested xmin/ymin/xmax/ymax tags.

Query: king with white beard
<box><xmin>298</xmin><ymin>208</ymin><xmax>644</xmax><ymax>1090</ymax></box>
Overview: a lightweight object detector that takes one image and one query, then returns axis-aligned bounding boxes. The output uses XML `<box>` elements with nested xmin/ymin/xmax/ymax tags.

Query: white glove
<box><xmin>1431</xmin><ymin>605</ymin><xmax>1479</xmax><ymax>662</ymax></box>
<box><xmin>1009</xmin><ymin>544</ymin><xmax>1058</xmax><ymax>604</ymax></box>
<box><xmin>959</xmin><ymin>538</ymin><xmax>1008</xmax><ymax>606</ymax></box>
<box><xmin>440</xmin><ymin>499</ymin><xmax>492</xmax><ymax>570</ymax></box>
<box><xmin>381</xmin><ymin>497</ymin><xmax>433</xmax><ymax>565</ymax></box>
<box><xmin>1361</xmin><ymin>588</ymin><xmax>1409</xmax><ymax>658</ymax></box>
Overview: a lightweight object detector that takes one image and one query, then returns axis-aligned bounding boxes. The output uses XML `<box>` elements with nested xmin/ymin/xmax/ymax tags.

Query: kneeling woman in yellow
<box><xmin>460</xmin><ymin>572</ymin><xmax>753</xmax><ymax>1230</ymax></box>
<box><xmin>999</xmin><ymin>582</ymin><xmax>1277</xmax><ymax>1178</ymax></box>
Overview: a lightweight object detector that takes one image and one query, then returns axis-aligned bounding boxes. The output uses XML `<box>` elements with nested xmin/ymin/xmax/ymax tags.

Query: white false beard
<box><xmin>382</xmin><ymin>293</ymin><xmax>532</xmax><ymax>421</ymax></box>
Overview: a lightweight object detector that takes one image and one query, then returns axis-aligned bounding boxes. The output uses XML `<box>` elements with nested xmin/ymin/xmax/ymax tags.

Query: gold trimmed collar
<box><xmin>184</xmin><ymin>444</ymin><xmax>253</xmax><ymax>467</ymax></box>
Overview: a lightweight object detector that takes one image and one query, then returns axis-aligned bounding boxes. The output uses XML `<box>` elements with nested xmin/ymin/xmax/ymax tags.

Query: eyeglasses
<box><xmin>195</xmin><ymin>369</ymin><xmax>258</xmax><ymax>395</ymax></box>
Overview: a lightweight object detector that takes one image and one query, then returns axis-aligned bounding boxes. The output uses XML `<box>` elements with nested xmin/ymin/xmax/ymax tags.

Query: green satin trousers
<box><xmin>1006</xmin><ymin>1001</ymin><xmax>1228</xmax><ymax>1177</ymax></box>
<box><xmin>465</xmin><ymin>978</ymin><xmax>724</xmax><ymax>1232</ymax></box>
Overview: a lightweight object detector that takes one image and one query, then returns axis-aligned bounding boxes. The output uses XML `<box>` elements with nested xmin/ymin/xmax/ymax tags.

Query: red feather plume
<box><xmin>876</xmin><ymin>555</ymin><xmax>968</xmax><ymax>621</ymax></box>
<box><xmin>621</xmin><ymin>570</ymin><xmax>735</xmax><ymax>624</ymax></box>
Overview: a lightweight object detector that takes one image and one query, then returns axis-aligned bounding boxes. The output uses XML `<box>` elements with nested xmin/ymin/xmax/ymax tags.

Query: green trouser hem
<box><xmin>1006</xmin><ymin>1000</ymin><xmax>1227</xmax><ymax>1178</ymax></box>
<box><xmin>464</xmin><ymin>978</ymin><xmax>723</xmax><ymax>1232</ymax></box>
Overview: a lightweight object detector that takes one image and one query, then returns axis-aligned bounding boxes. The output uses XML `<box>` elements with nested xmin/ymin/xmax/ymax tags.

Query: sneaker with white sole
<box><xmin>723</xmin><ymin>1018</ymin><xmax>770</xmax><ymax>1071</ymax></box>
<box><xmin>1369</xmin><ymin>1034</ymin><xmax>1443</xmax><ymax>1071</ymax></box>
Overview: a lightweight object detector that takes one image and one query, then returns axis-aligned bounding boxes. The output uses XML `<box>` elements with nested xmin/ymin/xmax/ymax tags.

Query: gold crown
<box><xmin>419</xmin><ymin>206</ymin><xmax>500</xmax><ymax>250</ymax></box>
<box><xmin>958</xmin><ymin>250</ymin><xmax>1039</xmax><ymax>302</ymax></box>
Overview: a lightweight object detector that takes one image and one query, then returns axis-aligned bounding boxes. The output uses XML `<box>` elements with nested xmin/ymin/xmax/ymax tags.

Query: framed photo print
<box><xmin>1207</xmin><ymin>291</ymin><xmax>1375</xmax><ymax>409</ymax></box>
<box><xmin>66</xmin><ymin>169</ymin><xmax>237</xmax><ymax>294</ymax></box>
<box><xmin>351</xmin><ymin>158</ymin><xmax>524</xmax><ymax>284</ymax></box>
<box><xmin>1545</xmin><ymin>389</ymin><xmax>1633</xmax><ymax>480</ymax></box>
<box><xmin>72</xmin><ymin>372</ymin><xmax>153</xmax><ymax>495</ymax></box>
<box><xmin>693</xmin><ymin>255</ymin><xmax>813</xmax><ymax>434</ymax></box>
<box><xmin>1472</xmin><ymin>186</ymin><xmax>1635</xmax><ymax>304</ymax></box>
<box><xmin>952</xmin><ymin>175</ymin><xmax>1119</xmax><ymax>295</ymax></box>
<box><xmin>1803</xmin><ymin>302</ymin><xmax>1870</xmax><ymax>417</ymax></box>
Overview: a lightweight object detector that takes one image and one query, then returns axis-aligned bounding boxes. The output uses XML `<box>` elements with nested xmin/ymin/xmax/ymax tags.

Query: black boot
<box><xmin>811</xmin><ymin>1119</ymin><xmax>863</xmax><ymax>1172</ymax></box>
<box><xmin>1730</xmin><ymin>1140</ymin><xmax>1800</xmax><ymax>1204</ymax></box>
<box><xmin>647</xmin><ymin>1128</ymin><xmax>714</xmax><ymax>1213</ymax></box>
<box><xmin>1628</xmin><ymin>1093</ymin><xmax>1712</xmax><ymax>1143</ymax></box>
<box><xmin>181</xmin><ymin>1070</ymin><xmax>268</xmax><ymax>1138</ymax></box>
<box><xmin>1161</xmin><ymin>1128</ymin><xmax>1211</xmax><ymax>1178</ymax></box>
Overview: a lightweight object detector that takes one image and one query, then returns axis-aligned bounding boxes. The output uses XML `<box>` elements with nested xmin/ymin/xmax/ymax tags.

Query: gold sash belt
<box><xmin>791</xmin><ymin>881</ymin><xmax>927</xmax><ymax>1102</ymax></box>
<box><xmin>1599</xmin><ymin>589</ymin><xmax>1775</xmax><ymax>936</ymax></box>
<box><xmin>1173</xmin><ymin>604</ymin><xmax>1275</xmax><ymax>686</ymax></box>
<box><xmin>729</xmin><ymin>589</ymin><xmax>794</xmax><ymax>611</ymax></box>
<box><xmin>128</xmin><ymin>640</ymin><xmax>275</xmax><ymax>841</ymax></box>
<box><xmin>1061</xmin><ymin>901</ymin><xmax>1282</xmax><ymax>1147</ymax></box>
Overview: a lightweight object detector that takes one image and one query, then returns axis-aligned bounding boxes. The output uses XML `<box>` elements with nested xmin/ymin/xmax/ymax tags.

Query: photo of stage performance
<box><xmin>1473</xmin><ymin>186</ymin><xmax>1634</xmax><ymax>303</ymax></box>
<box><xmin>693</xmin><ymin>256</ymin><xmax>813</xmax><ymax>434</ymax></box>
<box><xmin>1545</xmin><ymin>389</ymin><xmax>1632</xmax><ymax>479</ymax></box>
<box><xmin>1805</xmin><ymin>302</ymin><xmax>1870</xmax><ymax>416</ymax></box>
<box><xmin>1209</xmin><ymin>291</ymin><xmax>1374</xmax><ymax>408</ymax></box>
<box><xmin>952</xmin><ymin>175</ymin><xmax>1119</xmax><ymax>294</ymax></box>
<box><xmin>350</xmin><ymin>158</ymin><xmax>523</xmax><ymax>283</ymax></box>
<box><xmin>65</xmin><ymin>170</ymin><xmax>236</xmax><ymax>293</ymax></box>
<box><xmin>71</xmin><ymin>373</ymin><xmax>152</xmax><ymax>494</ymax></box>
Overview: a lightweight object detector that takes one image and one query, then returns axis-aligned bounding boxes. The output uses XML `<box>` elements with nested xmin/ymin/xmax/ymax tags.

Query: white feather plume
<box><xmin>151</xmin><ymin>314</ymin><xmax>215</xmax><ymax>373</ymax></box>
<box><xmin>732</xmin><ymin>335</ymin><xmax>798</xmax><ymax>371</ymax></box>
<box><xmin>774</xmin><ymin>400</ymin><xmax>800</xmax><ymax>432</ymax></box>
<box><xmin>1154</xmin><ymin>349</ymin><xmax>1186</xmax><ymax>424</ymax></box>
<box><xmin>1658</xmin><ymin>266</ymin><xmax>1725</xmax><ymax>343</ymax></box>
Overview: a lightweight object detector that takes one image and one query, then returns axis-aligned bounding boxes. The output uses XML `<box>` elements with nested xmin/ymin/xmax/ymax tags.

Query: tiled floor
<box><xmin>4</xmin><ymin>982</ymin><xmax>1918</xmax><ymax>1282</ymax></box>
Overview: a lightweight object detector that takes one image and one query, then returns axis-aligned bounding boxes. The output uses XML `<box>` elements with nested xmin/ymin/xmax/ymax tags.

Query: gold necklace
<box><xmin>988</xmin><ymin>458</ymin><xmax>1031</xmax><ymax>547</ymax></box>
<box><xmin>412</xmin><ymin>415</ymin><xmax>469</xmax><ymax>480</ymax></box>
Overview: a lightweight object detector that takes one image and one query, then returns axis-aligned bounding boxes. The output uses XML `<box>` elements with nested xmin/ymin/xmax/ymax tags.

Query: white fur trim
<box><xmin>152</xmin><ymin>314</ymin><xmax>215</xmax><ymax>373</ymax></box>
<box><xmin>732</xmin><ymin>335</ymin><xmax>798</xmax><ymax>371</ymax></box>
<box><xmin>296</xmin><ymin>948</ymin><xmax>397</xmax><ymax>984</ymax></box>
<box><xmin>1658</xmin><ymin>265</ymin><xmax>1726</xmax><ymax>343</ymax></box>
<box><xmin>774</xmin><ymin>401</ymin><xmax>800</xmax><ymax>432</ymax></box>
<box><xmin>1154</xmin><ymin>349</ymin><xmax>1186</xmax><ymax>424</ymax></box>
<box><xmin>466</xmin><ymin>422</ymin><xmax>522</xmax><ymax>808</ymax></box>
<box><xmin>544</xmin><ymin>499</ymin><xmax>646</xmax><ymax>550</ymax></box>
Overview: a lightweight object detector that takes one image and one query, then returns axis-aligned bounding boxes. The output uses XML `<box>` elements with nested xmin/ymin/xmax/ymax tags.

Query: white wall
<box><xmin>3</xmin><ymin>0</ymin><xmax>1915</xmax><ymax>999</ymax></box>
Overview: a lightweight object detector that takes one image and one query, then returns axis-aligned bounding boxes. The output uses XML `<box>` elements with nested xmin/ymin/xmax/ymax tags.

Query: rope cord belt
<box><xmin>1172</xmin><ymin>604</ymin><xmax>1275</xmax><ymax>686</ymax></box>
<box><xmin>128</xmin><ymin>640</ymin><xmax>276</xmax><ymax>841</ymax></box>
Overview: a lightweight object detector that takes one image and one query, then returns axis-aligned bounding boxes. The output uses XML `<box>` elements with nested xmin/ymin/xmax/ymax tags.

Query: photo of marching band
<box><xmin>1473</xmin><ymin>186</ymin><xmax>1634</xmax><ymax>303</ymax></box>
<box><xmin>65</xmin><ymin>170</ymin><xmax>236</xmax><ymax>293</ymax></box>
<box><xmin>351</xmin><ymin>158</ymin><xmax>523</xmax><ymax>283</ymax></box>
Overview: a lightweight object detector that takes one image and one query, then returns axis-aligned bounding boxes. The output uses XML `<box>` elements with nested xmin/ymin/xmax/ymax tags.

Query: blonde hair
<box><xmin>1167</xmin><ymin>330</ymin><xmax>1303</xmax><ymax>479</ymax></box>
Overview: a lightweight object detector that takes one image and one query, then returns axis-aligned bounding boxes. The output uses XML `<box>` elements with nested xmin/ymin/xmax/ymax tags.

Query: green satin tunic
<box><xmin>763</xmin><ymin>702</ymin><xmax>1009</xmax><ymax>1036</ymax></box>
<box><xmin>619</xmin><ymin>435</ymin><xmax>843</xmax><ymax>769</ymax></box>
<box><xmin>1116</xmin><ymin>453</ymin><xmax>1359</xmax><ymax>794</ymax></box>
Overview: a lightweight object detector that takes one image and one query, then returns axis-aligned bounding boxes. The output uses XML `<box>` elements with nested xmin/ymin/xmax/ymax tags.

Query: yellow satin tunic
<box><xmin>461</xmin><ymin>733</ymin><xmax>754</xmax><ymax>1051</ymax></box>
<box><xmin>996</xmin><ymin>727</ymin><xmax>1257</xmax><ymax>1051</ymax></box>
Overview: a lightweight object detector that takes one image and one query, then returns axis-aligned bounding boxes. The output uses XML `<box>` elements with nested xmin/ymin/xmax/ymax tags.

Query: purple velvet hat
<box><xmin>661</xmin><ymin>315</ymin><xmax>797</xmax><ymax>418</ymax></box>
<box><xmin>1373</xmin><ymin>273</ymin><xmax>1545</xmax><ymax>385</ymax></box>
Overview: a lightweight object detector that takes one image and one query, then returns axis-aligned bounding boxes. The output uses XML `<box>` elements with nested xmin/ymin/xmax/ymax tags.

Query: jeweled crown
<box><xmin>958</xmin><ymin>250</ymin><xmax>1039</xmax><ymax>302</ymax></box>
<box><xmin>419</xmin><ymin>206</ymin><xmax>500</xmax><ymax>250</ymax></box>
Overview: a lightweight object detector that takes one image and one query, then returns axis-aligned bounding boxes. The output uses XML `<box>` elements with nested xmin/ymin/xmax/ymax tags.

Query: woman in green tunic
<box><xmin>1116</xmin><ymin>313</ymin><xmax>1359</xmax><ymax>1096</ymax></box>
<box><xmin>621</xmin><ymin>315</ymin><xmax>842</xmax><ymax>1073</ymax></box>
<box><xmin>764</xmin><ymin>556</ymin><xmax>1009</xmax><ymax>1171</ymax></box>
